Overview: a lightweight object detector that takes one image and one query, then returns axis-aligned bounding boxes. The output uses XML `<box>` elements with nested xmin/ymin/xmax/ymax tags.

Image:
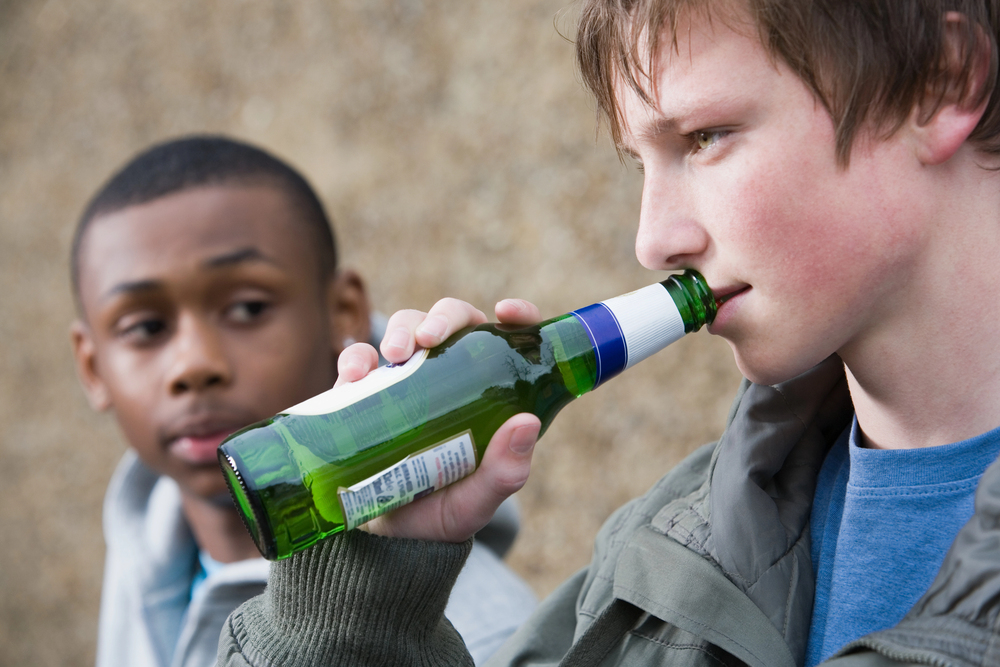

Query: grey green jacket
<box><xmin>217</xmin><ymin>357</ymin><xmax>1000</xmax><ymax>666</ymax></box>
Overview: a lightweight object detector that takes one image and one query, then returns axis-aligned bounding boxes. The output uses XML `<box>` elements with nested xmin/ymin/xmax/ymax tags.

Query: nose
<box><xmin>634</xmin><ymin>167</ymin><xmax>710</xmax><ymax>271</ymax></box>
<box><xmin>166</xmin><ymin>313</ymin><xmax>233</xmax><ymax>396</ymax></box>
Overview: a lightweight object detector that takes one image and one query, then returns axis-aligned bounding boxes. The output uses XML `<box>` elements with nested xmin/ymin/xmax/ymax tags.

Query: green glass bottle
<box><xmin>219</xmin><ymin>270</ymin><xmax>718</xmax><ymax>560</ymax></box>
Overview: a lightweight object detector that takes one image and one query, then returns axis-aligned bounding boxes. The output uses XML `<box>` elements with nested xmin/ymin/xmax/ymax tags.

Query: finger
<box><xmin>366</xmin><ymin>413</ymin><xmax>540</xmax><ymax>542</ymax></box>
<box><xmin>414</xmin><ymin>298</ymin><xmax>488</xmax><ymax>349</ymax></box>
<box><xmin>495</xmin><ymin>299</ymin><xmax>541</xmax><ymax>325</ymax></box>
<box><xmin>334</xmin><ymin>343</ymin><xmax>380</xmax><ymax>387</ymax></box>
<box><xmin>380</xmin><ymin>309</ymin><xmax>430</xmax><ymax>363</ymax></box>
<box><xmin>438</xmin><ymin>413</ymin><xmax>540</xmax><ymax>538</ymax></box>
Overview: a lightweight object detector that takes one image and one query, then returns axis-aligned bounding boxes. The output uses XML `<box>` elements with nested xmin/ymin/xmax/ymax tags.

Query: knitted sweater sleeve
<box><xmin>216</xmin><ymin>529</ymin><xmax>475</xmax><ymax>667</ymax></box>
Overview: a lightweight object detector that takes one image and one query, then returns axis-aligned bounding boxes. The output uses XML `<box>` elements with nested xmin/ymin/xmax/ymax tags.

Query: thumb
<box><xmin>366</xmin><ymin>413</ymin><xmax>540</xmax><ymax>542</ymax></box>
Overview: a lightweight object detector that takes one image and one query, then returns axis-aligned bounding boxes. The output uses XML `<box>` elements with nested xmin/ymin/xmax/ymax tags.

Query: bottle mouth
<box><xmin>668</xmin><ymin>269</ymin><xmax>718</xmax><ymax>331</ymax></box>
<box><xmin>220</xmin><ymin>451</ymin><xmax>276</xmax><ymax>560</ymax></box>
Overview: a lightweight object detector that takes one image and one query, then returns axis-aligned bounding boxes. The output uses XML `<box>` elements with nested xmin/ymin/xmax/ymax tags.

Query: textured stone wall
<box><xmin>0</xmin><ymin>1</ymin><xmax>743</xmax><ymax>664</ymax></box>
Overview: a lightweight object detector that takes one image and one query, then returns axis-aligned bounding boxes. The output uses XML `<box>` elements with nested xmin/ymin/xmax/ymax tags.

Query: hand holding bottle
<box><xmin>333</xmin><ymin>297</ymin><xmax>544</xmax><ymax>544</ymax></box>
<box><xmin>219</xmin><ymin>271</ymin><xmax>716</xmax><ymax>559</ymax></box>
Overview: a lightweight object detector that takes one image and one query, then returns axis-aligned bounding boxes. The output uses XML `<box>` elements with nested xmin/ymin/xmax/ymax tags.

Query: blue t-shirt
<box><xmin>190</xmin><ymin>549</ymin><xmax>224</xmax><ymax>602</ymax></box>
<box><xmin>805</xmin><ymin>417</ymin><xmax>1000</xmax><ymax>666</ymax></box>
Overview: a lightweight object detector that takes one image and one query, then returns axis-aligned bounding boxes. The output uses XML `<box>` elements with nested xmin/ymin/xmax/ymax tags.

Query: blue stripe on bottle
<box><xmin>571</xmin><ymin>303</ymin><xmax>628</xmax><ymax>388</ymax></box>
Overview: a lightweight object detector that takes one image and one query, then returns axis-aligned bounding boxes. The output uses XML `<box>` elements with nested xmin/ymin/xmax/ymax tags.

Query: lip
<box><xmin>163</xmin><ymin>414</ymin><xmax>252</xmax><ymax>465</ymax></box>
<box><xmin>169</xmin><ymin>432</ymin><xmax>237</xmax><ymax>464</ymax></box>
<box><xmin>712</xmin><ymin>284</ymin><xmax>750</xmax><ymax>304</ymax></box>
<box><xmin>709</xmin><ymin>284</ymin><xmax>750</xmax><ymax>331</ymax></box>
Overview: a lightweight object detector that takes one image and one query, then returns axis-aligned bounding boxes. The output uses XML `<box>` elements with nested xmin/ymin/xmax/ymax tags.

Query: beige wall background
<box><xmin>0</xmin><ymin>1</ymin><xmax>744</xmax><ymax>665</ymax></box>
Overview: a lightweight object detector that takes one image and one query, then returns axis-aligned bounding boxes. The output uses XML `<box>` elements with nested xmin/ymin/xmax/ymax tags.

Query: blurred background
<box><xmin>0</xmin><ymin>1</ymin><xmax>743</xmax><ymax>664</ymax></box>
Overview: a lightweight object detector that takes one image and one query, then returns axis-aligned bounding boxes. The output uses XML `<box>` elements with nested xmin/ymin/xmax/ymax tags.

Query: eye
<box><xmin>116</xmin><ymin>316</ymin><xmax>168</xmax><ymax>344</ymax></box>
<box><xmin>226</xmin><ymin>300</ymin><xmax>270</xmax><ymax>324</ymax></box>
<box><xmin>693</xmin><ymin>130</ymin><xmax>728</xmax><ymax>152</ymax></box>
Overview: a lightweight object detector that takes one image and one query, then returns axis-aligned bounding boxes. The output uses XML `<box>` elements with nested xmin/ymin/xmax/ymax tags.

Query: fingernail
<box><xmin>417</xmin><ymin>314</ymin><xmax>448</xmax><ymax>343</ymax></box>
<box><xmin>509</xmin><ymin>424</ymin><xmax>538</xmax><ymax>454</ymax></box>
<box><xmin>386</xmin><ymin>327</ymin><xmax>410</xmax><ymax>352</ymax></box>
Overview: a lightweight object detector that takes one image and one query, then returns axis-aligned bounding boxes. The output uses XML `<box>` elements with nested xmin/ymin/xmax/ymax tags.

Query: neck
<box><xmin>842</xmin><ymin>156</ymin><xmax>1000</xmax><ymax>450</ymax></box>
<box><xmin>180</xmin><ymin>492</ymin><xmax>260</xmax><ymax>563</ymax></box>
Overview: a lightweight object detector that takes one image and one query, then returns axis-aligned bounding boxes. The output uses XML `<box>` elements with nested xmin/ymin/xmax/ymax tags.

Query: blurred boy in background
<box><xmin>69</xmin><ymin>136</ymin><xmax>535</xmax><ymax>667</ymax></box>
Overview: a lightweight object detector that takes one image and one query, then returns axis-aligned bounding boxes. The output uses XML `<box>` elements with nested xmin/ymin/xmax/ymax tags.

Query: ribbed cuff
<box><xmin>233</xmin><ymin>531</ymin><xmax>475</xmax><ymax>666</ymax></box>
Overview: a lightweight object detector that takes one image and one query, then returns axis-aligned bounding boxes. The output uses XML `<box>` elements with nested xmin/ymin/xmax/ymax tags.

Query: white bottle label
<box><xmin>283</xmin><ymin>348</ymin><xmax>430</xmax><ymax>416</ymax></box>
<box><xmin>602</xmin><ymin>283</ymin><xmax>685</xmax><ymax>369</ymax></box>
<box><xmin>338</xmin><ymin>431</ymin><xmax>478</xmax><ymax>530</ymax></box>
<box><xmin>571</xmin><ymin>283</ymin><xmax>685</xmax><ymax>387</ymax></box>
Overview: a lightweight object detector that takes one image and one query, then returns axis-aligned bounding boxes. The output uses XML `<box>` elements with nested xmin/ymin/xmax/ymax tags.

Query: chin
<box><xmin>180</xmin><ymin>470</ymin><xmax>232</xmax><ymax>503</ymax></box>
<box><xmin>732</xmin><ymin>346</ymin><xmax>822</xmax><ymax>387</ymax></box>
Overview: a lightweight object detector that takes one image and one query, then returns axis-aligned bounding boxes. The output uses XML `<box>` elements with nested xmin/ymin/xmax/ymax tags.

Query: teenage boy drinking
<box><xmin>70</xmin><ymin>136</ymin><xmax>536</xmax><ymax>667</ymax></box>
<box><xmin>216</xmin><ymin>2</ymin><xmax>1000</xmax><ymax>665</ymax></box>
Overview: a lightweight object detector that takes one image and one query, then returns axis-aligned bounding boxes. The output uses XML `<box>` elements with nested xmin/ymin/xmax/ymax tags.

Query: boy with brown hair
<box><xmin>216</xmin><ymin>1</ymin><xmax>1000</xmax><ymax>665</ymax></box>
<box><xmin>70</xmin><ymin>136</ymin><xmax>536</xmax><ymax>667</ymax></box>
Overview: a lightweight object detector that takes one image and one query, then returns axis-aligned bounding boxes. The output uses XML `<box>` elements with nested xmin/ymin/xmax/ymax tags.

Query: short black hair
<box><xmin>71</xmin><ymin>135</ymin><xmax>337</xmax><ymax>303</ymax></box>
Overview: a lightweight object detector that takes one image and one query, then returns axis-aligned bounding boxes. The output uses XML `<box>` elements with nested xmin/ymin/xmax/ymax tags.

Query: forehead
<box><xmin>618</xmin><ymin>12</ymin><xmax>781</xmax><ymax>149</ymax></box>
<box><xmin>77</xmin><ymin>185</ymin><xmax>319</xmax><ymax>309</ymax></box>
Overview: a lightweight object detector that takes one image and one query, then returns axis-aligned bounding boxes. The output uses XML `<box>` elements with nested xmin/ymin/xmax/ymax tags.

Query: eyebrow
<box><xmin>101</xmin><ymin>279</ymin><xmax>162</xmax><ymax>303</ymax></box>
<box><xmin>203</xmin><ymin>246</ymin><xmax>277</xmax><ymax>269</ymax></box>
<box><xmin>99</xmin><ymin>247</ymin><xmax>278</xmax><ymax>303</ymax></box>
<box><xmin>620</xmin><ymin>115</ymin><xmax>680</xmax><ymax>161</ymax></box>
<box><xmin>638</xmin><ymin>116</ymin><xmax>681</xmax><ymax>143</ymax></box>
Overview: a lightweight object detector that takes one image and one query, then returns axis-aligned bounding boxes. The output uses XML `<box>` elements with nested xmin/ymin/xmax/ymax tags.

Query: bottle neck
<box><xmin>570</xmin><ymin>282</ymin><xmax>687</xmax><ymax>389</ymax></box>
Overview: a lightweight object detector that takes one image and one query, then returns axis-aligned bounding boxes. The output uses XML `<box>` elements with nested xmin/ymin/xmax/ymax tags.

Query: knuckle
<box><xmin>440</xmin><ymin>498</ymin><xmax>461</xmax><ymax>537</ymax></box>
<box><xmin>434</xmin><ymin>297</ymin><xmax>465</xmax><ymax>311</ymax></box>
<box><xmin>493</xmin><ymin>467</ymin><xmax>530</xmax><ymax>496</ymax></box>
<box><xmin>388</xmin><ymin>309</ymin><xmax>427</xmax><ymax>326</ymax></box>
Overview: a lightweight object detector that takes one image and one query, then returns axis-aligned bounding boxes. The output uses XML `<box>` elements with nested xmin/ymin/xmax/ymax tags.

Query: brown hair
<box><xmin>576</xmin><ymin>0</ymin><xmax>1000</xmax><ymax>164</ymax></box>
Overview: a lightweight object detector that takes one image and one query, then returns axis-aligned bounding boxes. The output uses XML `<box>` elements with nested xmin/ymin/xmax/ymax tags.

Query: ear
<box><xmin>70</xmin><ymin>320</ymin><xmax>112</xmax><ymax>411</ymax></box>
<box><xmin>911</xmin><ymin>12</ymin><xmax>993</xmax><ymax>165</ymax></box>
<box><xmin>325</xmin><ymin>269</ymin><xmax>372</xmax><ymax>358</ymax></box>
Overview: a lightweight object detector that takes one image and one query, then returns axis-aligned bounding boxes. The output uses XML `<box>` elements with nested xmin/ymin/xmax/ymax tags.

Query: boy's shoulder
<box><xmin>98</xmin><ymin>449</ymin><xmax>271</xmax><ymax>667</ymax></box>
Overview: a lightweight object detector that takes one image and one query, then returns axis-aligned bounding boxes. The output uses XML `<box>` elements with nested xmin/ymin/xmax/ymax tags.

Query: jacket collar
<box><xmin>615</xmin><ymin>356</ymin><xmax>854</xmax><ymax>666</ymax></box>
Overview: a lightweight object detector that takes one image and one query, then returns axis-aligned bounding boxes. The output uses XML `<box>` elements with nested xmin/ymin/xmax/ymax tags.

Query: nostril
<box><xmin>170</xmin><ymin>372</ymin><xmax>225</xmax><ymax>395</ymax></box>
<box><xmin>665</xmin><ymin>255</ymin><xmax>689</xmax><ymax>268</ymax></box>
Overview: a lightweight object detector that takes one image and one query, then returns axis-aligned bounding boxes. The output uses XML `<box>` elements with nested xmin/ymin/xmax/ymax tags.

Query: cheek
<box><xmin>720</xmin><ymin>136</ymin><xmax>909</xmax><ymax>300</ymax></box>
<box><xmin>715</xmin><ymin>107</ymin><xmax>844</xmax><ymax>269</ymax></box>
<box><xmin>104</xmin><ymin>381</ymin><xmax>167</xmax><ymax>466</ymax></box>
<box><xmin>237</xmin><ymin>314</ymin><xmax>336</xmax><ymax>412</ymax></box>
<box><xmin>100</xmin><ymin>354</ymin><xmax>163</xmax><ymax>431</ymax></box>
<box><xmin>721</xmin><ymin>167</ymin><xmax>848</xmax><ymax>289</ymax></box>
